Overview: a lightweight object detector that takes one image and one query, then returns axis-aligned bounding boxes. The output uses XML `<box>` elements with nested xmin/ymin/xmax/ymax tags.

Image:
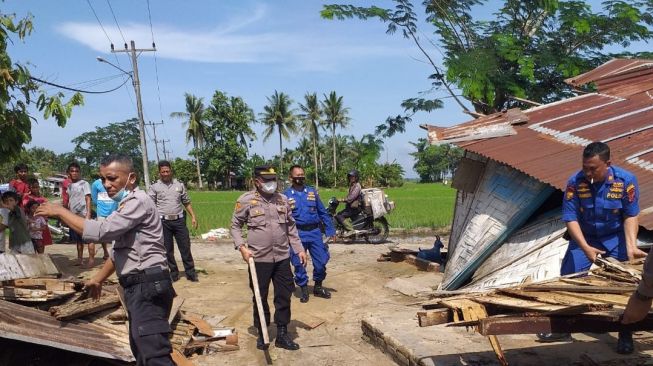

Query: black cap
<box><xmin>254</xmin><ymin>166</ymin><xmax>277</xmax><ymax>178</ymax></box>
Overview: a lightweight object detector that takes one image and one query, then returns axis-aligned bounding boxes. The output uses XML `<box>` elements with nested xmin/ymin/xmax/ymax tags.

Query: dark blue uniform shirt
<box><xmin>562</xmin><ymin>165</ymin><xmax>639</xmax><ymax>249</ymax></box>
<box><xmin>283</xmin><ymin>186</ymin><xmax>335</xmax><ymax>237</ymax></box>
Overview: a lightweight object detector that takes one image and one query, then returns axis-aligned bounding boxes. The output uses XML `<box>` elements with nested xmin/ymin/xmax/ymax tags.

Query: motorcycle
<box><xmin>326</xmin><ymin>196</ymin><xmax>389</xmax><ymax>244</ymax></box>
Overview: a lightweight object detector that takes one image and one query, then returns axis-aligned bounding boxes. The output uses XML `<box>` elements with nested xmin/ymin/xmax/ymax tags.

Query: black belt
<box><xmin>119</xmin><ymin>267</ymin><xmax>170</xmax><ymax>288</ymax></box>
<box><xmin>297</xmin><ymin>223</ymin><xmax>320</xmax><ymax>231</ymax></box>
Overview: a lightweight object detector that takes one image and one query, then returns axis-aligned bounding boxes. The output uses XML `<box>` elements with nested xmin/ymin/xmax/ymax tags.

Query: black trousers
<box><xmin>335</xmin><ymin>207</ymin><xmax>359</xmax><ymax>226</ymax></box>
<box><xmin>161</xmin><ymin>217</ymin><xmax>196</xmax><ymax>277</ymax></box>
<box><xmin>123</xmin><ymin>278</ymin><xmax>175</xmax><ymax>366</ymax></box>
<box><xmin>248</xmin><ymin>257</ymin><xmax>294</xmax><ymax>332</ymax></box>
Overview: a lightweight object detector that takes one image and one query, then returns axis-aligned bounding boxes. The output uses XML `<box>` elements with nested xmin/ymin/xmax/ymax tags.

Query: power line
<box><xmin>31</xmin><ymin>75</ymin><xmax>131</xmax><ymax>94</ymax></box>
<box><xmin>146</xmin><ymin>0</ymin><xmax>166</xmax><ymax>129</ymax></box>
<box><xmin>86</xmin><ymin>0</ymin><xmax>112</xmax><ymax>45</ymax></box>
<box><xmin>106</xmin><ymin>0</ymin><xmax>127</xmax><ymax>46</ymax></box>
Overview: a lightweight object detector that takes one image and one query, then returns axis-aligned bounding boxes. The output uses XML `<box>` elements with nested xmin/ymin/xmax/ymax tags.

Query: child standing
<box><xmin>66</xmin><ymin>162</ymin><xmax>94</xmax><ymax>267</ymax></box>
<box><xmin>25</xmin><ymin>200</ymin><xmax>46</xmax><ymax>254</ymax></box>
<box><xmin>2</xmin><ymin>191</ymin><xmax>34</xmax><ymax>254</ymax></box>
<box><xmin>9</xmin><ymin>163</ymin><xmax>29</xmax><ymax>206</ymax></box>
<box><xmin>21</xmin><ymin>178</ymin><xmax>53</xmax><ymax>248</ymax></box>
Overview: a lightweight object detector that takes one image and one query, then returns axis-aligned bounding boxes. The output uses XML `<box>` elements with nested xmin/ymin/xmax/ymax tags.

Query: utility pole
<box><xmin>145</xmin><ymin>120</ymin><xmax>164</xmax><ymax>162</ymax></box>
<box><xmin>162</xmin><ymin>139</ymin><xmax>171</xmax><ymax>161</ymax></box>
<box><xmin>112</xmin><ymin>41</ymin><xmax>156</xmax><ymax>189</ymax></box>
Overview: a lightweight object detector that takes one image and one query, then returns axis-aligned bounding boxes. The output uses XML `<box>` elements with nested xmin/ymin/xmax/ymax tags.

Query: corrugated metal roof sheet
<box><xmin>424</xmin><ymin>59</ymin><xmax>653</xmax><ymax>229</ymax></box>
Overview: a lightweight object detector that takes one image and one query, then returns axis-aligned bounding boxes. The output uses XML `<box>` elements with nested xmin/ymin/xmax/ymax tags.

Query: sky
<box><xmin>3</xmin><ymin>1</ymin><xmax>648</xmax><ymax>178</ymax></box>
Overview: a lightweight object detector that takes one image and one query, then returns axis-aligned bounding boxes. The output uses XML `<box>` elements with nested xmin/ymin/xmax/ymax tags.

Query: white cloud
<box><xmin>56</xmin><ymin>4</ymin><xmax>408</xmax><ymax>72</ymax></box>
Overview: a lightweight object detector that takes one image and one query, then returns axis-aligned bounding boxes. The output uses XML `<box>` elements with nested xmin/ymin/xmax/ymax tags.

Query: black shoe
<box><xmin>536</xmin><ymin>333</ymin><xmax>572</xmax><ymax>342</ymax></box>
<box><xmin>617</xmin><ymin>331</ymin><xmax>634</xmax><ymax>354</ymax></box>
<box><xmin>186</xmin><ymin>274</ymin><xmax>199</xmax><ymax>282</ymax></box>
<box><xmin>300</xmin><ymin>286</ymin><xmax>309</xmax><ymax>303</ymax></box>
<box><xmin>256</xmin><ymin>333</ymin><xmax>269</xmax><ymax>350</ymax></box>
<box><xmin>170</xmin><ymin>272</ymin><xmax>180</xmax><ymax>282</ymax></box>
<box><xmin>275</xmin><ymin>326</ymin><xmax>300</xmax><ymax>350</ymax></box>
<box><xmin>313</xmin><ymin>281</ymin><xmax>331</xmax><ymax>299</ymax></box>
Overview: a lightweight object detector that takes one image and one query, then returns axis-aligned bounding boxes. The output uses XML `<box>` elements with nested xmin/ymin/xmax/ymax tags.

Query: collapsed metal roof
<box><xmin>423</xmin><ymin>58</ymin><xmax>653</xmax><ymax>230</ymax></box>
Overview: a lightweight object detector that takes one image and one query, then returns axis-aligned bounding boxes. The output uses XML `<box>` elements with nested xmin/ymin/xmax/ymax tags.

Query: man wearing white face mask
<box><xmin>231</xmin><ymin>165</ymin><xmax>307</xmax><ymax>351</ymax></box>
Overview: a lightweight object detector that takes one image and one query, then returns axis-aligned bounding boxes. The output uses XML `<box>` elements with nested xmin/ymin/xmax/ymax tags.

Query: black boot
<box><xmin>300</xmin><ymin>286</ymin><xmax>309</xmax><ymax>303</ymax></box>
<box><xmin>617</xmin><ymin>331</ymin><xmax>634</xmax><ymax>354</ymax></box>
<box><xmin>313</xmin><ymin>281</ymin><xmax>331</xmax><ymax>299</ymax></box>
<box><xmin>275</xmin><ymin>325</ymin><xmax>300</xmax><ymax>350</ymax></box>
<box><xmin>256</xmin><ymin>332</ymin><xmax>269</xmax><ymax>350</ymax></box>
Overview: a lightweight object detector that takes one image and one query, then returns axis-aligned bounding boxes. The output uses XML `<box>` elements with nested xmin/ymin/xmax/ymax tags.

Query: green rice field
<box><xmin>188</xmin><ymin>182</ymin><xmax>456</xmax><ymax>235</ymax></box>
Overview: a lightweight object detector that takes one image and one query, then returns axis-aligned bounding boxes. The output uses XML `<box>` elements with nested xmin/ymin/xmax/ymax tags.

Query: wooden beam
<box><xmin>417</xmin><ymin>309</ymin><xmax>452</xmax><ymax>327</ymax></box>
<box><xmin>49</xmin><ymin>295</ymin><xmax>120</xmax><ymax>321</ymax></box>
<box><xmin>521</xmin><ymin>284</ymin><xmax>636</xmax><ymax>294</ymax></box>
<box><xmin>477</xmin><ymin>315</ymin><xmax>653</xmax><ymax>336</ymax></box>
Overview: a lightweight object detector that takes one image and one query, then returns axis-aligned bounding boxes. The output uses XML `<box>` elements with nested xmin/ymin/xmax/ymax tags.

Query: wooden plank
<box><xmin>541</xmin><ymin>303</ymin><xmax>613</xmax><ymax>316</ymax></box>
<box><xmin>417</xmin><ymin>309</ymin><xmax>452</xmax><ymax>327</ymax></box>
<box><xmin>477</xmin><ymin>315</ymin><xmax>653</xmax><ymax>336</ymax></box>
<box><xmin>521</xmin><ymin>284</ymin><xmax>636</xmax><ymax>294</ymax></box>
<box><xmin>472</xmin><ymin>294</ymin><xmax>566</xmax><ymax>312</ymax></box>
<box><xmin>49</xmin><ymin>295</ymin><xmax>120</xmax><ymax>321</ymax></box>
<box><xmin>170</xmin><ymin>349</ymin><xmax>194</xmax><ymax>366</ymax></box>
<box><xmin>403</xmin><ymin>255</ymin><xmax>440</xmax><ymax>272</ymax></box>
<box><xmin>554</xmin><ymin>291</ymin><xmax>631</xmax><ymax>307</ymax></box>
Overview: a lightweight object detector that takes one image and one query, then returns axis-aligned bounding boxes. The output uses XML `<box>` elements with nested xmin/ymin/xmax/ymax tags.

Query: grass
<box><xmin>188</xmin><ymin>182</ymin><xmax>456</xmax><ymax>235</ymax></box>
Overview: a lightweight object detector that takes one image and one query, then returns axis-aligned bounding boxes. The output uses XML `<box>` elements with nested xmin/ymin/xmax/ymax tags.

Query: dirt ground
<box><xmin>46</xmin><ymin>235</ymin><xmax>440</xmax><ymax>366</ymax></box>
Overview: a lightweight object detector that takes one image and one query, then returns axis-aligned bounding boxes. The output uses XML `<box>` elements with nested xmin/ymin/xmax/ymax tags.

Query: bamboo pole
<box><xmin>248</xmin><ymin>257</ymin><xmax>269</xmax><ymax>345</ymax></box>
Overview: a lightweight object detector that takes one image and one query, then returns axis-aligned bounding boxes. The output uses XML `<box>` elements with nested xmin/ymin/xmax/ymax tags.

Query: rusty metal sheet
<box><xmin>0</xmin><ymin>299</ymin><xmax>133</xmax><ymax>362</ymax></box>
<box><xmin>565</xmin><ymin>59</ymin><xmax>653</xmax><ymax>87</ymax></box>
<box><xmin>430</xmin><ymin>59</ymin><xmax>653</xmax><ymax>229</ymax></box>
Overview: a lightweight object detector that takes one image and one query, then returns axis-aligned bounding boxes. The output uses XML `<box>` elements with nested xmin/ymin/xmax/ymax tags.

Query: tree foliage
<box><xmin>200</xmin><ymin>90</ymin><xmax>256</xmax><ymax>189</ymax></box>
<box><xmin>322</xmin><ymin>0</ymin><xmax>653</xmax><ymax>136</ymax></box>
<box><xmin>171</xmin><ymin>93</ymin><xmax>207</xmax><ymax>188</ymax></box>
<box><xmin>71</xmin><ymin>119</ymin><xmax>142</xmax><ymax>178</ymax></box>
<box><xmin>410</xmin><ymin>139</ymin><xmax>463</xmax><ymax>183</ymax></box>
<box><xmin>0</xmin><ymin>10</ymin><xmax>84</xmax><ymax>162</ymax></box>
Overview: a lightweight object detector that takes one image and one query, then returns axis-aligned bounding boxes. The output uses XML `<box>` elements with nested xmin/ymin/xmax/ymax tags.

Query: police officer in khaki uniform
<box><xmin>37</xmin><ymin>154</ymin><xmax>175</xmax><ymax>366</ymax></box>
<box><xmin>148</xmin><ymin>160</ymin><xmax>199</xmax><ymax>282</ymax></box>
<box><xmin>231</xmin><ymin>166</ymin><xmax>307</xmax><ymax>351</ymax></box>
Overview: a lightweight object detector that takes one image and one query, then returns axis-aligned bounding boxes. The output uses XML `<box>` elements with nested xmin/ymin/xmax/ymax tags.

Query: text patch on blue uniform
<box><xmin>607</xmin><ymin>192</ymin><xmax>622</xmax><ymax>199</ymax></box>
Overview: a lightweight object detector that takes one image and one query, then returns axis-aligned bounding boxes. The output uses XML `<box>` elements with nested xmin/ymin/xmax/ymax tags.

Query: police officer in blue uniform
<box><xmin>539</xmin><ymin>142</ymin><xmax>645</xmax><ymax>353</ymax></box>
<box><xmin>284</xmin><ymin>165</ymin><xmax>336</xmax><ymax>303</ymax></box>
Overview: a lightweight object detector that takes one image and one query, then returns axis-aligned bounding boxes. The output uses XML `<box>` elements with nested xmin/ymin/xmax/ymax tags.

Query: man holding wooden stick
<box><xmin>230</xmin><ymin>166</ymin><xmax>307</xmax><ymax>351</ymax></box>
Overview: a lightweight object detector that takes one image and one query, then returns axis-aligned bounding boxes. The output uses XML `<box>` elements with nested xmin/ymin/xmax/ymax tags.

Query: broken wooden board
<box><xmin>476</xmin><ymin>314</ymin><xmax>653</xmax><ymax>336</ymax></box>
<box><xmin>417</xmin><ymin>308</ymin><xmax>452</xmax><ymax>327</ymax></box>
<box><xmin>49</xmin><ymin>294</ymin><xmax>120</xmax><ymax>321</ymax></box>
<box><xmin>182</xmin><ymin>312</ymin><xmax>213</xmax><ymax>336</ymax></box>
<box><xmin>0</xmin><ymin>253</ymin><xmax>60</xmax><ymax>281</ymax></box>
<box><xmin>169</xmin><ymin>296</ymin><xmax>185</xmax><ymax>324</ymax></box>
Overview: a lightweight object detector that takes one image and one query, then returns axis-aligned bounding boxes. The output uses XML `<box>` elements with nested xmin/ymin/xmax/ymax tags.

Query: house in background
<box><xmin>422</xmin><ymin>59</ymin><xmax>653</xmax><ymax>291</ymax></box>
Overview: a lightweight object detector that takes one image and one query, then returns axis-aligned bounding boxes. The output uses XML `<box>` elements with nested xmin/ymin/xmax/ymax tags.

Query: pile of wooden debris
<box><xmin>415</xmin><ymin>257</ymin><xmax>649</xmax><ymax>365</ymax></box>
<box><xmin>0</xmin><ymin>253</ymin><xmax>237</xmax><ymax>365</ymax></box>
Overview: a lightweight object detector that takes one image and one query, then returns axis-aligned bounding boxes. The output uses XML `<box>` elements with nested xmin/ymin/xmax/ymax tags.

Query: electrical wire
<box><xmin>86</xmin><ymin>0</ymin><xmax>112</xmax><ymax>45</ymax></box>
<box><xmin>30</xmin><ymin>75</ymin><xmax>131</xmax><ymax>94</ymax></box>
<box><xmin>147</xmin><ymin>0</ymin><xmax>166</xmax><ymax>131</ymax></box>
<box><xmin>106</xmin><ymin>0</ymin><xmax>128</xmax><ymax>46</ymax></box>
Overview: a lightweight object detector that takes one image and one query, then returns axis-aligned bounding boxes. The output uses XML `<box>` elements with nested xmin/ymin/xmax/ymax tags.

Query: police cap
<box><xmin>254</xmin><ymin>166</ymin><xmax>277</xmax><ymax>178</ymax></box>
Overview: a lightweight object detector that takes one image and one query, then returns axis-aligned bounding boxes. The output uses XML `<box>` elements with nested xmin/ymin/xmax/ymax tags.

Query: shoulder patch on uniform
<box><xmin>627</xmin><ymin>183</ymin><xmax>636</xmax><ymax>202</ymax></box>
<box><xmin>235</xmin><ymin>202</ymin><xmax>241</xmax><ymax>210</ymax></box>
<box><xmin>565</xmin><ymin>185</ymin><xmax>575</xmax><ymax>200</ymax></box>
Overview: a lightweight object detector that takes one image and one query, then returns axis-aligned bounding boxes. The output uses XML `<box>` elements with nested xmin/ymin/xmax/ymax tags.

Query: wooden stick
<box><xmin>248</xmin><ymin>257</ymin><xmax>269</xmax><ymax>345</ymax></box>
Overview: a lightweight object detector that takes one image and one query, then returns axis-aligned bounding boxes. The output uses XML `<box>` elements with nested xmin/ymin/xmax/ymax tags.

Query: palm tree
<box><xmin>171</xmin><ymin>93</ymin><xmax>207</xmax><ymax>188</ymax></box>
<box><xmin>298</xmin><ymin>92</ymin><xmax>323</xmax><ymax>189</ymax></box>
<box><xmin>321</xmin><ymin>91</ymin><xmax>351</xmax><ymax>186</ymax></box>
<box><xmin>260</xmin><ymin>91</ymin><xmax>297</xmax><ymax>175</ymax></box>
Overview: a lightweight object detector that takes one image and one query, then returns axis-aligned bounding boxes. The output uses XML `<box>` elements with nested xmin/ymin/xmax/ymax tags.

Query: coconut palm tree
<box><xmin>170</xmin><ymin>93</ymin><xmax>207</xmax><ymax>188</ymax></box>
<box><xmin>321</xmin><ymin>91</ymin><xmax>351</xmax><ymax>186</ymax></box>
<box><xmin>298</xmin><ymin>92</ymin><xmax>323</xmax><ymax>188</ymax></box>
<box><xmin>260</xmin><ymin>91</ymin><xmax>297</xmax><ymax>175</ymax></box>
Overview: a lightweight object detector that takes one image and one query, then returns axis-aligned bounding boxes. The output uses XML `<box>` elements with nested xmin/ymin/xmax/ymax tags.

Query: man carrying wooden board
<box><xmin>230</xmin><ymin>166</ymin><xmax>307</xmax><ymax>351</ymax></box>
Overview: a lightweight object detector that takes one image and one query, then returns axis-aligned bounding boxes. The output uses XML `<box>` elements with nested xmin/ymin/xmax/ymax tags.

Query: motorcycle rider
<box><xmin>335</xmin><ymin>170</ymin><xmax>362</xmax><ymax>237</ymax></box>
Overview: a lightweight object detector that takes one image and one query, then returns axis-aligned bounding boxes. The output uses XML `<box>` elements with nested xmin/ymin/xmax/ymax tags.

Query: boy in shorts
<box><xmin>65</xmin><ymin>163</ymin><xmax>94</xmax><ymax>267</ymax></box>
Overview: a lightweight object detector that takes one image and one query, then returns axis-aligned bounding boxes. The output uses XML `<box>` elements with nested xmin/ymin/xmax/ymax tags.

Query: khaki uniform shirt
<box><xmin>148</xmin><ymin>179</ymin><xmax>190</xmax><ymax>216</ymax></box>
<box><xmin>83</xmin><ymin>187</ymin><xmax>168</xmax><ymax>276</ymax></box>
<box><xmin>230</xmin><ymin>190</ymin><xmax>304</xmax><ymax>263</ymax></box>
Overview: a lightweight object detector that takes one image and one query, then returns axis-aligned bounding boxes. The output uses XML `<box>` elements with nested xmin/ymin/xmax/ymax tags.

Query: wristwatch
<box><xmin>635</xmin><ymin>289</ymin><xmax>653</xmax><ymax>301</ymax></box>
